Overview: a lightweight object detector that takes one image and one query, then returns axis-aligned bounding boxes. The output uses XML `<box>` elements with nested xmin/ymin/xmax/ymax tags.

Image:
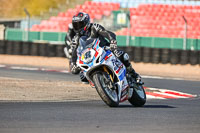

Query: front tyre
<box><xmin>92</xmin><ymin>72</ymin><xmax>119</xmax><ymax>107</ymax></box>
<box><xmin>128</xmin><ymin>84</ymin><xmax>146</xmax><ymax>107</ymax></box>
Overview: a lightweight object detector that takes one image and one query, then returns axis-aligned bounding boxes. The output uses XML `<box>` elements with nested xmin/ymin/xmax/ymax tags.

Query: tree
<box><xmin>0</xmin><ymin>0</ymin><xmax>66</xmax><ymax>18</ymax></box>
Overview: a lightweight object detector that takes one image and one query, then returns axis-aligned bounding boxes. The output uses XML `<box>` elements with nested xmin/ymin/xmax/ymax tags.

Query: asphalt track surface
<box><xmin>0</xmin><ymin>68</ymin><xmax>200</xmax><ymax>133</ymax></box>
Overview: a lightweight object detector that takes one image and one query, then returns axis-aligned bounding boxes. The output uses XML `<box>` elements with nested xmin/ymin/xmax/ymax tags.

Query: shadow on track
<box><xmin>117</xmin><ymin>104</ymin><xmax>176</xmax><ymax>108</ymax></box>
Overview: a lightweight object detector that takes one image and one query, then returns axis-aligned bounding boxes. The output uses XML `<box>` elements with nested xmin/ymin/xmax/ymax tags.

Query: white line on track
<box><xmin>0</xmin><ymin>65</ymin><xmax>69</xmax><ymax>73</ymax></box>
<box><xmin>145</xmin><ymin>87</ymin><xmax>197</xmax><ymax>100</ymax></box>
<box><xmin>10</xmin><ymin>66</ymin><xmax>39</xmax><ymax>71</ymax></box>
<box><xmin>142</xmin><ymin>75</ymin><xmax>183</xmax><ymax>80</ymax></box>
<box><xmin>0</xmin><ymin>64</ymin><xmax>6</xmax><ymax>67</ymax></box>
<box><xmin>0</xmin><ymin>64</ymin><xmax>185</xmax><ymax>80</ymax></box>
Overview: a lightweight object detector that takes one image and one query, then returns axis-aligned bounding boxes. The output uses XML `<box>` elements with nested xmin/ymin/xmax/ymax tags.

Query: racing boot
<box><xmin>126</xmin><ymin>64</ymin><xmax>143</xmax><ymax>85</ymax></box>
<box><xmin>80</xmin><ymin>71</ymin><xmax>89</xmax><ymax>84</ymax></box>
<box><xmin>114</xmin><ymin>50</ymin><xmax>143</xmax><ymax>85</ymax></box>
<box><xmin>79</xmin><ymin>71</ymin><xmax>95</xmax><ymax>87</ymax></box>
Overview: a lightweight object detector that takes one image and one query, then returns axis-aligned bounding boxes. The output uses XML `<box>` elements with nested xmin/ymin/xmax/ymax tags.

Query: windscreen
<box><xmin>77</xmin><ymin>36</ymin><xmax>96</xmax><ymax>55</ymax></box>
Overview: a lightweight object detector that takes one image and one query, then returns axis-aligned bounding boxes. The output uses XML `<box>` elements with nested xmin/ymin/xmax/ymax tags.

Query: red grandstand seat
<box><xmin>82</xmin><ymin>9</ymin><xmax>90</xmax><ymax>14</ymax></box>
<box><xmin>59</xmin><ymin>25</ymin><xmax>68</xmax><ymax>32</ymax></box>
<box><xmin>130</xmin><ymin>8</ymin><xmax>136</xmax><ymax>14</ymax></box>
<box><xmin>58</xmin><ymin>12</ymin><xmax>66</xmax><ymax>17</ymax></box>
<box><xmin>103</xmin><ymin>10</ymin><xmax>111</xmax><ymax>16</ymax></box>
<box><xmin>84</xmin><ymin>1</ymin><xmax>92</xmax><ymax>5</ymax></box>
<box><xmin>112</xmin><ymin>3</ymin><xmax>120</xmax><ymax>10</ymax></box>
<box><xmin>90</xmin><ymin>1</ymin><xmax>98</xmax><ymax>7</ymax></box>
<box><xmin>94</xmin><ymin>14</ymin><xmax>102</xmax><ymax>20</ymax></box>
<box><xmin>89</xmin><ymin>10</ymin><xmax>95</xmax><ymax>19</ymax></box>
<box><xmin>76</xmin><ymin>5</ymin><xmax>83</xmax><ymax>11</ymax></box>
<box><xmin>30</xmin><ymin>25</ymin><xmax>41</xmax><ymax>31</ymax></box>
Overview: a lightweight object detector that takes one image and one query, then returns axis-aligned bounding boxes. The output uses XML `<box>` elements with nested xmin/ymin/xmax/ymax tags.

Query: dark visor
<box><xmin>72</xmin><ymin>21</ymin><xmax>86</xmax><ymax>31</ymax></box>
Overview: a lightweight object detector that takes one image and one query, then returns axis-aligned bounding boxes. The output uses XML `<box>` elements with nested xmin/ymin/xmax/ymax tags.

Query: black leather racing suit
<box><xmin>64</xmin><ymin>24</ymin><xmax>76</xmax><ymax>59</ymax></box>
<box><xmin>65</xmin><ymin>24</ymin><xmax>76</xmax><ymax>48</ymax></box>
<box><xmin>71</xmin><ymin>23</ymin><xmax>131</xmax><ymax>72</ymax></box>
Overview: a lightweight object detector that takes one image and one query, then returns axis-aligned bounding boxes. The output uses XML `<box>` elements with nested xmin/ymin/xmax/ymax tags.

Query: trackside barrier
<box><xmin>0</xmin><ymin>40</ymin><xmax>199</xmax><ymax>65</ymax></box>
<box><xmin>5</xmin><ymin>28</ymin><xmax>66</xmax><ymax>42</ymax></box>
<box><xmin>161</xmin><ymin>49</ymin><xmax>170</xmax><ymax>64</ymax></box>
<box><xmin>5</xmin><ymin>29</ymin><xmax>200</xmax><ymax>51</ymax></box>
<box><xmin>143</xmin><ymin>47</ymin><xmax>152</xmax><ymax>63</ymax></box>
<box><xmin>119</xmin><ymin>36</ymin><xmax>200</xmax><ymax>50</ymax></box>
<box><xmin>119</xmin><ymin>46</ymin><xmax>200</xmax><ymax>65</ymax></box>
<box><xmin>0</xmin><ymin>40</ymin><xmax>66</xmax><ymax>57</ymax></box>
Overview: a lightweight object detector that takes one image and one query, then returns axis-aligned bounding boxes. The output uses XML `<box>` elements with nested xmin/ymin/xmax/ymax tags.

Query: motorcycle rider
<box><xmin>70</xmin><ymin>12</ymin><xmax>142</xmax><ymax>84</ymax></box>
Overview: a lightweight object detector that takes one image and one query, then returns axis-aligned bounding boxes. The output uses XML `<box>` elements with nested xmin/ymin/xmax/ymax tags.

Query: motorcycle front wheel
<box><xmin>92</xmin><ymin>72</ymin><xmax>119</xmax><ymax>107</ymax></box>
<box><xmin>128</xmin><ymin>84</ymin><xmax>146</xmax><ymax>107</ymax></box>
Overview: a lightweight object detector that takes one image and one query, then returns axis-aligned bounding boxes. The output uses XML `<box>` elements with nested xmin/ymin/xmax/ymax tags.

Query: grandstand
<box><xmin>117</xmin><ymin>4</ymin><xmax>200</xmax><ymax>39</ymax></box>
<box><xmin>30</xmin><ymin>0</ymin><xmax>200</xmax><ymax>39</ymax></box>
<box><xmin>30</xmin><ymin>1</ymin><xmax>120</xmax><ymax>32</ymax></box>
<box><xmin>93</xmin><ymin>0</ymin><xmax>200</xmax><ymax>8</ymax></box>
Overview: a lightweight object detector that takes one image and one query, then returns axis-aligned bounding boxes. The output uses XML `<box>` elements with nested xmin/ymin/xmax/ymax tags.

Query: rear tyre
<box><xmin>128</xmin><ymin>84</ymin><xmax>146</xmax><ymax>107</ymax></box>
<box><xmin>92</xmin><ymin>72</ymin><xmax>119</xmax><ymax>107</ymax></box>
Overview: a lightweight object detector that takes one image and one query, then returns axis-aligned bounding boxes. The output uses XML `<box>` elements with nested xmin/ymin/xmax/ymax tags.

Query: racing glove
<box><xmin>110</xmin><ymin>40</ymin><xmax>117</xmax><ymax>51</ymax></box>
<box><xmin>69</xmin><ymin>44</ymin><xmax>76</xmax><ymax>55</ymax></box>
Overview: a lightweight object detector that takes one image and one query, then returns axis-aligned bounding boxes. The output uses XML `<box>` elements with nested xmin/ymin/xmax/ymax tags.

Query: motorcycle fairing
<box><xmin>77</xmin><ymin>38</ymin><xmax>129</xmax><ymax>102</ymax></box>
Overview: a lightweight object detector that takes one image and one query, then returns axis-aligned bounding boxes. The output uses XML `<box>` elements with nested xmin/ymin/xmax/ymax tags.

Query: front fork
<box><xmin>103</xmin><ymin>66</ymin><xmax>133</xmax><ymax>99</ymax></box>
<box><xmin>103</xmin><ymin>66</ymin><xmax>116</xmax><ymax>90</ymax></box>
<box><xmin>103</xmin><ymin>66</ymin><xmax>114</xmax><ymax>81</ymax></box>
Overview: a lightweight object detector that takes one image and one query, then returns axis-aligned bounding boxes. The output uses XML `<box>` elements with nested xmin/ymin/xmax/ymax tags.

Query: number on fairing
<box><xmin>81</xmin><ymin>49</ymin><xmax>96</xmax><ymax>63</ymax></box>
<box><xmin>85</xmin><ymin>51</ymin><xmax>91</xmax><ymax>59</ymax></box>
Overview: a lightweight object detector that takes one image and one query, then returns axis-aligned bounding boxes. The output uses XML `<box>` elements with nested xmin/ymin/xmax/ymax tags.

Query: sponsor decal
<box><xmin>120</xmin><ymin>95</ymin><xmax>128</xmax><ymax>102</ymax></box>
<box><xmin>121</xmin><ymin>87</ymin><xmax>128</xmax><ymax>98</ymax></box>
<box><xmin>105</xmin><ymin>54</ymin><xmax>112</xmax><ymax>61</ymax></box>
<box><xmin>111</xmin><ymin>59</ymin><xmax>122</xmax><ymax>71</ymax></box>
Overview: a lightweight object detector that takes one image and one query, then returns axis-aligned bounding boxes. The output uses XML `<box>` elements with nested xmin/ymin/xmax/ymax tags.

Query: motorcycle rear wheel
<box><xmin>92</xmin><ymin>72</ymin><xmax>119</xmax><ymax>107</ymax></box>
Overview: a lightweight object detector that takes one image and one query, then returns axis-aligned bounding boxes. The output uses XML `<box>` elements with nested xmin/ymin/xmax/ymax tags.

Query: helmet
<box><xmin>72</xmin><ymin>12</ymin><xmax>90</xmax><ymax>34</ymax></box>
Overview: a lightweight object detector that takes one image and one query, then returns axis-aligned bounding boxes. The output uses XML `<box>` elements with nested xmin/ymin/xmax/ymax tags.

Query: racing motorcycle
<box><xmin>76</xmin><ymin>36</ymin><xmax>146</xmax><ymax>107</ymax></box>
